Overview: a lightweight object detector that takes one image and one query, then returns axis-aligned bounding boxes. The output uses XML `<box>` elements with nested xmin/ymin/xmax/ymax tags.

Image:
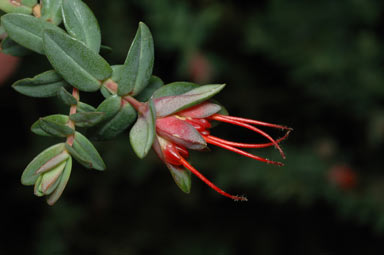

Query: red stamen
<box><xmin>204</xmin><ymin>136</ymin><xmax>284</xmax><ymax>166</ymax></box>
<box><xmin>209</xmin><ymin>114</ymin><xmax>286</xmax><ymax>159</ymax></box>
<box><xmin>175</xmin><ymin>144</ymin><xmax>189</xmax><ymax>159</ymax></box>
<box><xmin>200</xmin><ymin>130</ymin><xmax>210</xmax><ymax>136</ymax></box>
<box><xmin>185</xmin><ymin>118</ymin><xmax>211</xmax><ymax>131</ymax></box>
<box><xmin>179</xmin><ymin>157</ymin><xmax>247</xmax><ymax>201</ymax></box>
<box><xmin>163</xmin><ymin>144</ymin><xmax>183</xmax><ymax>166</ymax></box>
<box><xmin>206</xmin><ymin>129</ymin><xmax>291</xmax><ymax>149</ymax></box>
<box><xmin>213</xmin><ymin>114</ymin><xmax>292</xmax><ymax>130</ymax></box>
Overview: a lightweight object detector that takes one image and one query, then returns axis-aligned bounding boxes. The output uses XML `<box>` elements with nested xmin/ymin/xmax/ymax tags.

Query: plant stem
<box><xmin>66</xmin><ymin>88</ymin><xmax>79</xmax><ymax>146</ymax></box>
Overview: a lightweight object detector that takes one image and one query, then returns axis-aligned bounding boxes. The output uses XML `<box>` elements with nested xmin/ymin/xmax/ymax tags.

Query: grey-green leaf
<box><xmin>31</xmin><ymin>114</ymin><xmax>69</xmax><ymax>136</ymax></box>
<box><xmin>1</xmin><ymin>13</ymin><xmax>63</xmax><ymax>53</ymax></box>
<box><xmin>61</xmin><ymin>0</ymin><xmax>100</xmax><ymax>52</ymax></box>
<box><xmin>118</xmin><ymin>22</ymin><xmax>154</xmax><ymax>96</ymax></box>
<box><xmin>154</xmin><ymin>84</ymin><xmax>226</xmax><ymax>117</ymax></box>
<box><xmin>129</xmin><ymin>99</ymin><xmax>156</xmax><ymax>158</ymax></box>
<box><xmin>167</xmin><ymin>163</ymin><xmax>191</xmax><ymax>194</ymax></box>
<box><xmin>41</xmin><ymin>0</ymin><xmax>63</xmax><ymax>25</ymax></box>
<box><xmin>71</xmin><ymin>131</ymin><xmax>106</xmax><ymax>171</ymax></box>
<box><xmin>39</xmin><ymin>118</ymin><xmax>74</xmax><ymax>137</ymax></box>
<box><xmin>47</xmin><ymin>156</ymin><xmax>72</xmax><ymax>206</ymax></box>
<box><xmin>43</xmin><ymin>29</ymin><xmax>112</xmax><ymax>92</ymax></box>
<box><xmin>96</xmin><ymin>95</ymin><xmax>121</xmax><ymax>120</ymax></box>
<box><xmin>91</xmin><ymin>99</ymin><xmax>137</xmax><ymax>140</ymax></box>
<box><xmin>57</xmin><ymin>87</ymin><xmax>77</xmax><ymax>106</ymax></box>
<box><xmin>1</xmin><ymin>36</ymin><xmax>30</xmax><ymax>56</ymax></box>
<box><xmin>21</xmin><ymin>143</ymin><xmax>65</xmax><ymax>185</ymax></box>
<box><xmin>12</xmin><ymin>70</ymin><xmax>67</xmax><ymax>98</ymax></box>
<box><xmin>21</xmin><ymin>0</ymin><xmax>37</xmax><ymax>7</ymax></box>
<box><xmin>70</xmin><ymin>112</ymin><xmax>104</xmax><ymax>128</ymax></box>
<box><xmin>0</xmin><ymin>0</ymin><xmax>32</xmax><ymax>14</ymax></box>
<box><xmin>135</xmin><ymin>76</ymin><xmax>163</xmax><ymax>102</ymax></box>
<box><xmin>77</xmin><ymin>102</ymin><xmax>96</xmax><ymax>113</ymax></box>
<box><xmin>152</xmin><ymin>81</ymin><xmax>198</xmax><ymax>99</ymax></box>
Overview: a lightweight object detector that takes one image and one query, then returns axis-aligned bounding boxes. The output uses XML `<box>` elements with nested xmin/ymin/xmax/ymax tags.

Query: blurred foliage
<box><xmin>2</xmin><ymin>0</ymin><xmax>384</xmax><ymax>254</ymax></box>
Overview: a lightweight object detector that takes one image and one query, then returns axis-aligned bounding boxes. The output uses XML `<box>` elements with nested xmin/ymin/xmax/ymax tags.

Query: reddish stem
<box><xmin>66</xmin><ymin>88</ymin><xmax>79</xmax><ymax>146</ymax></box>
<box><xmin>179</xmin><ymin>157</ymin><xmax>247</xmax><ymax>201</ymax></box>
<box><xmin>204</xmin><ymin>136</ymin><xmax>284</xmax><ymax>166</ymax></box>
<box><xmin>123</xmin><ymin>95</ymin><xmax>146</xmax><ymax>114</ymax></box>
<box><xmin>209</xmin><ymin>114</ymin><xmax>286</xmax><ymax>159</ymax></box>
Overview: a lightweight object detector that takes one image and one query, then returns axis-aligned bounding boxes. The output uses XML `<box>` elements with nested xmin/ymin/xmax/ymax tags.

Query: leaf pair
<box><xmin>112</xmin><ymin>22</ymin><xmax>154</xmax><ymax>97</ymax></box>
<box><xmin>21</xmin><ymin>143</ymin><xmax>72</xmax><ymax>205</ymax></box>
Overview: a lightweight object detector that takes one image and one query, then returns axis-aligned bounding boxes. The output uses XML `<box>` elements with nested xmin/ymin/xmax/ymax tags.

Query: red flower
<box><xmin>152</xmin><ymin>101</ymin><xmax>292</xmax><ymax>201</ymax></box>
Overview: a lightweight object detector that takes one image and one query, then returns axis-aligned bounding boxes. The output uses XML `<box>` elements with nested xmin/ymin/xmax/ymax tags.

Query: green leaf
<box><xmin>130</xmin><ymin>99</ymin><xmax>156</xmax><ymax>158</ymax></box>
<box><xmin>31</xmin><ymin>114</ymin><xmax>69</xmax><ymax>136</ymax></box>
<box><xmin>12</xmin><ymin>70</ymin><xmax>67</xmax><ymax>98</ymax></box>
<box><xmin>118</xmin><ymin>22</ymin><xmax>154</xmax><ymax>96</ymax></box>
<box><xmin>47</xmin><ymin>156</ymin><xmax>72</xmax><ymax>205</ymax></box>
<box><xmin>1</xmin><ymin>36</ymin><xmax>30</xmax><ymax>56</ymax></box>
<box><xmin>57</xmin><ymin>87</ymin><xmax>77</xmax><ymax>106</ymax></box>
<box><xmin>135</xmin><ymin>76</ymin><xmax>163</xmax><ymax>102</ymax></box>
<box><xmin>1</xmin><ymin>13</ymin><xmax>63</xmax><ymax>53</ymax></box>
<box><xmin>71</xmin><ymin>131</ymin><xmax>106</xmax><ymax>171</ymax></box>
<box><xmin>43</xmin><ymin>29</ymin><xmax>112</xmax><ymax>92</ymax></box>
<box><xmin>91</xmin><ymin>99</ymin><xmax>137</xmax><ymax>140</ymax></box>
<box><xmin>167</xmin><ymin>163</ymin><xmax>191</xmax><ymax>194</ymax></box>
<box><xmin>70</xmin><ymin>112</ymin><xmax>104</xmax><ymax>128</ymax></box>
<box><xmin>61</xmin><ymin>0</ymin><xmax>100</xmax><ymax>53</ymax></box>
<box><xmin>41</xmin><ymin>0</ymin><xmax>63</xmax><ymax>25</ymax></box>
<box><xmin>21</xmin><ymin>143</ymin><xmax>65</xmax><ymax>185</ymax></box>
<box><xmin>65</xmin><ymin>143</ymin><xmax>91</xmax><ymax>169</ymax></box>
<box><xmin>36</xmin><ymin>160</ymin><xmax>66</xmax><ymax>195</ymax></box>
<box><xmin>96</xmin><ymin>95</ymin><xmax>121</xmax><ymax>120</ymax></box>
<box><xmin>152</xmin><ymin>81</ymin><xmax>198</xmax><ymax>98</ymax></box>
<box><xmin>21</xmin><ymin>0</ymin><xmax>37</xmax><ymax>7</ymax></box>
<box><xmin>77</xmin><ymin>102</ymin><xmax>96</xmax><ymax>113</ymax></box>
<box><xmin>39</xmin><ymin>118</ymin><xmax>74</xmax><ymax>137</ymax></box>
<box><xmin>0</xmin><ymin>0</ymin><xmax>32</xmax><ymax>14</ymax></box>
<box><xmin>100</xmin><ymin>65</ymin><xmax>123</xmax><ymax>98</ymax></box>
<box><xmin>155</xmin><ymin>84</ymin><xmax>226</xmax><ymax>117</ymax></box>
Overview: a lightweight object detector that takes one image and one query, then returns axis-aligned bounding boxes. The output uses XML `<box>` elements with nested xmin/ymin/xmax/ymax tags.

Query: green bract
<box><xmin>43</xmin><ymin>29</ymin><xmax>112</xmax><ymax>92</ymax></box>
<box><xmin>117</xmin><ymin>22</ymin><xmax>154</xmax><ymax>96</ymax></box>
<box><xmin>152</xmin><ymin>81</ymin><xmax>199</xmax><ymax>98</ymax></box>
<box><xmin>1</xmin><ymin>13</ymin><xmax>63</xmax><ymax>54</ymax></box>
<box><xmin>154</xmin><ymin>84</ymin><xmax>226</xmax><ymax>117</ymax></box>
<box><xmin>130</xmin><ymin>99</ymin><xmax>156</xmax><ymax>158</ymax></box>
<box><xmin>61</xmin><ymin>0</ymin><xmax>101</xmax><ymax>53</ymax></box>
<box><xmin>167</xmin><ymin>163</ymin><xmax>191</xmax><ymax>194</ymax></box>
<box><xmin>12</xmin><ymin>70</ymin><xmax>67</xmax><ymax>98</ymax></box>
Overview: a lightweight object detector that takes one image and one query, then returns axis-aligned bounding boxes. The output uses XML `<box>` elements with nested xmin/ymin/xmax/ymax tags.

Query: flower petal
<box><xmin>177</xmin><ymin>102</ymin><xmax>221</xmax><ymax>119</ymax></box>
<box><xmin>156</xmin><ymin>116</ymin><xmax>206</xmax><ymax>150</ymax></box>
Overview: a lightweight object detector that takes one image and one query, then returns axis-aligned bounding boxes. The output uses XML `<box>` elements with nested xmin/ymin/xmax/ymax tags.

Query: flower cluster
<box><xmin>152</xmin><ymin>101</ymin><xmax>292</xmax><ymax>201</ymax></box>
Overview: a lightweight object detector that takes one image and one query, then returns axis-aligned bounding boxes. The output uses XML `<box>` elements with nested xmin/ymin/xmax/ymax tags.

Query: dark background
<box><xmin>2</xmin><ymin>0</ymin><xmax>384</xmax><ymax>254</ymax></box>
